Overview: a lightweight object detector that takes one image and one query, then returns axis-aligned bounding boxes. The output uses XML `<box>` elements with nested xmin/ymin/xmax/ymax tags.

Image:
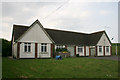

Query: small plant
<box><xmin>76</xmin><ymin>54</ymin><xmax>79</xmax><ymax>57</ymax></box>
<box><xmin>56</xmin><ymin>48</ymin><xmax>68</xmax><ymax>52</ymax></box>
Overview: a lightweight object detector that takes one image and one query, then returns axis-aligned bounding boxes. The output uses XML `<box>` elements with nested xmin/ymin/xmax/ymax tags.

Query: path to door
<box><xmin>83</xmin><ymin>56</ymin><xmax>120</xmax><ymax>61</ymax></box>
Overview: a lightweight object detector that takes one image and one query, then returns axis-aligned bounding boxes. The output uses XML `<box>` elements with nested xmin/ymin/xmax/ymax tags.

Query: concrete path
<box><xmin>84</xmin><ymin>56</ymin><xmax>120</xmax><ymax>61</ymax></box>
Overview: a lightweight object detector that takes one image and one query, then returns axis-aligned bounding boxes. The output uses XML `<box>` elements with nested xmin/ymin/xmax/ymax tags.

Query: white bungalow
<box><xmin>11</xmin><ymin>20</ymin><xmax>112</xmax><ymax>59</ymax></box>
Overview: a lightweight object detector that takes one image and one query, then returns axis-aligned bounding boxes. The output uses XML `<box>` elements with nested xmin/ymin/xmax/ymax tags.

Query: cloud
<box><xmin>1</xmin><ymin>2</ymin><xmax>118</xmax><ymax>43</ymax></box>
<box><xmin>99</xmin><ymin>10</ymin><xmax>112</xmax><ymax>15</ymax></box>
<box><xmin>2</xmin><ymin>0</ymin><xmax>120</xmax><ymax>2</ymax></box>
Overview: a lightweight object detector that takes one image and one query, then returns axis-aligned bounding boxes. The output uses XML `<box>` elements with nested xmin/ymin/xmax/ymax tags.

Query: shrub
<box><xmin>1</xmin><ymin>38</ymin><xmax>12</xmax><ymax>57</ymax></box>
<box><xmin>76</xmin><ymin>54</ymin><xmax>79</xmax><ymax>57</ymax></box>
<box><xmin>56</xmin><ymin>48</ymin><xmax>68</xmax><ymax>52</ymax></box>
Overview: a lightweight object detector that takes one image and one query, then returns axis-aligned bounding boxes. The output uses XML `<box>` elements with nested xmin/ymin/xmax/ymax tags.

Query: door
<box><xmin>90</xmin><ymin>48</ymin><xmax>95</xmax><ymax>56</ymax></box>
<box><xmin>67</xmin><ymin>45</ymin><xmax>74</xmax><ymax>56</ymax></box>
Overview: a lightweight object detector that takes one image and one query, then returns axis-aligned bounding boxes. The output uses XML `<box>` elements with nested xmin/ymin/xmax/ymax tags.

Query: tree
<box><xmin>1</xmin><ymin>38</ymin><xmax>12</xmax><ymax>57</ymax></box>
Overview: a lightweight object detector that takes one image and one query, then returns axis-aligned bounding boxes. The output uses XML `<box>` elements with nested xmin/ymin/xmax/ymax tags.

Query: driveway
<box><xmin>84</xmin><ymin>56</ymin><xmax>120</xmax><ymax>61</ymax></box>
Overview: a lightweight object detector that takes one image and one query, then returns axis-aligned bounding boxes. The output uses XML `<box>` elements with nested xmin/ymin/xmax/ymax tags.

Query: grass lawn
<box><xmin>2</xmin><ymin>57</ymin><xmax>118</xmax><ymax>78</ymax></box>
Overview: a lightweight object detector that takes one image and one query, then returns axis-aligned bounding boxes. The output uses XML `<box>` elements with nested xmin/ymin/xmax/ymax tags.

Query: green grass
<box><xmin>2</xmin><ymin>57</ymin><xmax>118</xmax><ymax>78</ymax></box>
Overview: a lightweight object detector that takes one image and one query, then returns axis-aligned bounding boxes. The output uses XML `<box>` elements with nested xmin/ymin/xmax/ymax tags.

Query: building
<box><xmin>11</xmin><ymin>20</ymin><xmax>112</xmax><ymax>59</ymax></box>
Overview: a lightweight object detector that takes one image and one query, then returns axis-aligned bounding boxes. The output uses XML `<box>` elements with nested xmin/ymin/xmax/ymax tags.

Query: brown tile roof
<box><xmin>12</xmin><ymin>25</ymin><xmax>107</xmax><ymax>46</ymax></box>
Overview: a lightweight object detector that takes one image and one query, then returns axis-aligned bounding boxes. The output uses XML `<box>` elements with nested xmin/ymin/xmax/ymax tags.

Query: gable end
<box><xmin>16</xmin><ymin>20</ymin><xmax>55</xmax><ymax>43</ymax></box>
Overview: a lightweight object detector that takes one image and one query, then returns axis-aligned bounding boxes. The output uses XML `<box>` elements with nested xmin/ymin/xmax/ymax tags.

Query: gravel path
<box><xmin>84</xmin><ymin>56</ymin><xmax>120</xmax><ymax>61</ymax></box>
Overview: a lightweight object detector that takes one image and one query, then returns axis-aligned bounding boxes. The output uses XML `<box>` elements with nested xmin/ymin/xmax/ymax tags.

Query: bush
<box><xmin>76</xmin><ymin>54</ymin><xmax>79</xmax><ymax>57</ymax></box>
<box><xmin>1</xmin><ymin>38</ymin><xmax>12</xmax><ymax>57</ymax></box>
<box><xmin>56</xmin><ymin>48</ymin><xmax>68</xmax><ymax>52</ymax></box>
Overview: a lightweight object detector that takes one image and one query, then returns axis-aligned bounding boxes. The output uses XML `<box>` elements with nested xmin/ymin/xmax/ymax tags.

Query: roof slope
<box><xmin>86</xmin><ymin>31</ymin><xmax>104</xmax><ymax>46</ymax></box>
<box><xmin>13</xmin><ymin>25</ymin><xmax>29</xmax><ymax>41</ymax></box>
<box><xmin>45</xmin><ymin>28</ymin><xmax>88</xmax><ymax>45</ymax></box>
<box><xmin>12</xmin><ymin>25</ymin><xmax>105</xmax><ymax>46</ymax></box>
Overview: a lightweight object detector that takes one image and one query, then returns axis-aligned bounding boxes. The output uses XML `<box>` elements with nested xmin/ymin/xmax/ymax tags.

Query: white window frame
<box><xmin>24</xmin><ymin>43</ymin><xmax>31</xmax><ymax>52</ymax></box>
<box><xmin>41</xmin><ymin>43</ymin><xmax>47</xmax><ymax>52</ymax></box>
<box><xmin>55</xmin><ymin>45</ymin><xmax>65</xmax><ymax>49</ymax></box>
<box><xmin>99</xmin><ymin>46</ymin><xmax>102</xmax><ymax>53</ymax></box>
<box><xmin>78</xmin><ymin>46</ymin><xmax>83</xmax><ymax>53</ymax></box>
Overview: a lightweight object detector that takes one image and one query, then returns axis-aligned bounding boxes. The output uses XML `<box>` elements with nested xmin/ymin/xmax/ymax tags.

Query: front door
<box><xmin>90</xmin><ymin>48</ymin><xmax>95</xmax><ymax>56</ymax></box>
<box><xmin>67</xmin><ymin>46</ymin><xmax>74</xmax><ymax>57</ymax></box>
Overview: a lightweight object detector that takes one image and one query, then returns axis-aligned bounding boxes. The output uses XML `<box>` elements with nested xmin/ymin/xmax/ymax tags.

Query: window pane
<box><xmin>80</xmin><ymin>48</ymin><xmax>83</xmax><ymax>52</ymax></box>
<box><xmin>99</xmin><ymin>46</ymin><xmax>102</xmax><ymax>52</ymax></box>
<box><xmin>106</xmin><ymin>46</ymin><xmax>109</xmax><ymax>52</ymax></box>
<box><xmin>78</xmin><ymin>48</ymin><xmax>80</xmax><ymax>52</ymax></box>
<box><xmin>41</xmin><ymin>46</ymin><xmax>44</xmax><ymax>52</ymax></box>
<box><xmin>28</xmin><ymin>43</ymin><xmax>31</xmax><ymax>46</ymax></box>
<box><xmin>63</xmin><ymin>45</ymin><xmax>65</xmax><ymax>48</ymax></box>
<box><xmin>42</xmin><ymin>43</ymin><xmax>47</xmax><ymax>45</ymax></box>
<box><xmin>78</xmin><ymin>47</ymin><xmax>83</xmax><ymax>52</ymax></box>
<box><xmin>44</xmin><ymin>46</ymin><xmax>47</xmax><ymax>52</ymax></box>
<box><xmin>28</xmin><ymin>46</ymin><xmax>31</xmax><ymax>52</ymax></box>
<box><xmin>24</xmin><ymin>45</ymin><xmax>27</xmax><ymax>52</ymax></box>
<box><xmin>41</xmin><ymin>43</ymin><xmax>47</xmax><ymax>52</ymax></box>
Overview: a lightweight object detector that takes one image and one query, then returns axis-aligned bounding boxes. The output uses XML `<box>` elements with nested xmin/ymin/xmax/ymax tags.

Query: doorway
<box><xmin>90</xmin><ymin>48</ymin><xmax>95</xmax><ymax>56</ymax></box>
<box><xmin>67</xmin><ymin>45</ymin><xmax>74</xmax><ymax>57</ymax></box>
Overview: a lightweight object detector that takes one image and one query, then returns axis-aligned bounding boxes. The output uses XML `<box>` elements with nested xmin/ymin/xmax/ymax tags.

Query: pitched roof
<box><xmin>86</xmin><ymin>31</ymin><xmax>104</xmax><ymax>46</ymax></box>
<box><xmin>13</xmin><ymin>25</ymin><xmax>29</xmax><ymax>41</ymax></box>
<box><xmin>12</xmin><ymin>24</ymin><xmax>106</xmax><ymax>46</ymax></box>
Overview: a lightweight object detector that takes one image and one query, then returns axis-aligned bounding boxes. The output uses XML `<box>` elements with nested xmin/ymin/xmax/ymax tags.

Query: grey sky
<box><xmin>1</xmin><ymin>0</ymin><xmax>119</xmax><ymax>43</ymax></box>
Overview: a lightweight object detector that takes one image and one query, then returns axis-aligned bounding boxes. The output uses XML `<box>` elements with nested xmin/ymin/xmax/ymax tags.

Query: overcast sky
<box><xmin>1</xmin><ymin>0</ymin><xmax>119</xmax><ymax>43</ymax></box>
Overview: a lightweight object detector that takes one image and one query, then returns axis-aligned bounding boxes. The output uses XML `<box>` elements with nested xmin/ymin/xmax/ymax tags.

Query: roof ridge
<box><xmin>13</xmin><ymin>24</ymin><xmax>29</xmax><ymax>27</ymax></box>
<box><xmin>90</xmin><ymin>30</ymin><xmax>105</xmax><ymax>34</ymax></box>
<box><xmin>45</xmin><ymin>28</ymin><xmax>88</xmax><ymax>35</ymax></box>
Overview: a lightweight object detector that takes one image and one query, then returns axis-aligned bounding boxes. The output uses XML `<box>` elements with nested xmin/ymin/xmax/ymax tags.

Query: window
<box><xmin>56</xmin><ymin>45</ymin><xmax>65</xmax><ymax>49</ymax></box>
<box><xmin>99</xmin><ymin>46</ymin><xmax>102</xmax><ymax>53</ymax></box>
<box><xmin>41</xmin><ymin>43</ymin><xmax>47</xmax><ymax>52</ymax></box>
<box><xmin>28</xmin><ymin>43</ymin><xmax>31</xmax><ymax>52</ymax></box>
<box><xmin>106</xmin><ymin>46</ymin><xmax>109</xmax><ymax>53</ymax></box>
<box><xmin>78</xmin><ymin>46</ymin><xmax>83</xmax><ymax>53</ymax></box>
<box><xmin>24</xmin><ymin>43</ymin><xmax>31</xmax><ymax>52</ymax></box>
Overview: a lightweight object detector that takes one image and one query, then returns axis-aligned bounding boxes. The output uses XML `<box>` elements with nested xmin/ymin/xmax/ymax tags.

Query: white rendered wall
<box><xmin>13</xmin><ymin>43</ymin><xmax>17</xmax><ymax>58</ymax></box>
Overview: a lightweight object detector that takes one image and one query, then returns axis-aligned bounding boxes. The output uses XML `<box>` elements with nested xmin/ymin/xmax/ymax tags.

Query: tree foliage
<box><xmin>1</xmin><ymin>38</ymin><xmax>12</xmax><ymax>57</ymax></box>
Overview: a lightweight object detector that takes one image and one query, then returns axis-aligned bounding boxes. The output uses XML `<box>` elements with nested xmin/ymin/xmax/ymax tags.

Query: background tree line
<box><xmin>1</xmin><ymin>38</ymin><xmax>12</xmax><ymax>57</ymax></box>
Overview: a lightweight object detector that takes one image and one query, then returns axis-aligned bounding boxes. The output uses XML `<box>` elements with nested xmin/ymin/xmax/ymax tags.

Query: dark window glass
<box><xmin>28</xmin><ymin>46</ymin><xmax>31</xmax><ymax>52</ymax></box>
<box><xmin>99</xmin><ymin>46</ymin><xmax>102</xmax><ymax>52</ymax></box>
<box><xmin>28</xmin><ymin>43</ymin><xmax>31</xmax><ymax>52</ymax></box>
<box><xmin>24</xmin><ymin>43</ymin><xmax>27</xmax><ymax>52</ymax></box>
<box><xmin>41</xmin><ymin>46</ymin><xmax>44</xmax><ymax>52</ymax></box>
<box><xmin>41</xmin><ymin>43</ymin><xmax>47</xmax><ymax>52</ymax></box>
<box><xmin>25</xmin><ymin>45</ymin><xmax>27</xmax><ymax>52</ymax></box>
<box><xmin>78</xmin><ymin>47</ymin><xmax>83</xmax><ymax>52</ymax></box>
<box><xmin>24</xmin><ymin>43</ymin><xmax>31</xmax><ymax>52</ymax></box>
<box><xmin>106</xmin><ymin>46</ymin><xmax>109</xmax><ymax>52</ymax></box>
<box><xmin>44</xmin><ymin>46</ymin><xmax>47</xmax><ymax>52</ymax></box>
